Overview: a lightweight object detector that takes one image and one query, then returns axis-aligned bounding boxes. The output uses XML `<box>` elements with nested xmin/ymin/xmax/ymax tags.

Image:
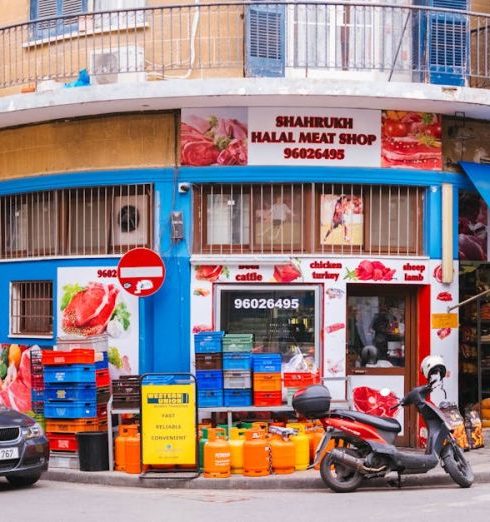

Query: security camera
<box><xmin>178</xmin><ymin>183</ymin><xmax>191</xmax><ymax>194</ymax></box>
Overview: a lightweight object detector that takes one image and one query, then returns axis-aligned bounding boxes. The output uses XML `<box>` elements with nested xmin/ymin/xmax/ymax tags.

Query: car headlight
<box><xmin>22</xmin><ymin>423</ymin><xmax>44</xmax><ymax>440</ymax></box>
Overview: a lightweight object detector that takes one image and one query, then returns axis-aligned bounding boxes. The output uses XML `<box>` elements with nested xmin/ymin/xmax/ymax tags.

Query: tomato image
<box><xmin>383</xmin><ymin>120</ymin><xmax>409</xmax><ymax>138</ymax></box>
<box><xmin>426</xmin><ymin>122</ymin><xmax>442</xmax><ymax>139</ymax></box>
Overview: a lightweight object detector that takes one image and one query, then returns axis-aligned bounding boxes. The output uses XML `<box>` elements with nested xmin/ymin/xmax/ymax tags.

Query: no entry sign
<box><xmin>118</xmin><ymin>248</ymin><xmax>165</xmax><ymax>297</ymax></box>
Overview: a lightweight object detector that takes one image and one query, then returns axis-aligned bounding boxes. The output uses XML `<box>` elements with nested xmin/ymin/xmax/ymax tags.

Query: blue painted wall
<box><xmin>0</xmin><ymin>165</ymin><xmax>470</xmax><ymax>373</ymax></box>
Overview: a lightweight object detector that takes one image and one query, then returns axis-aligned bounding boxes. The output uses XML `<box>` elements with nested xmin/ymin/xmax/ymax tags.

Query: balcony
<box><xmin>0</xmin><ymin>2</ymin><xmax>488</xmax><ymax>95</ymax></box>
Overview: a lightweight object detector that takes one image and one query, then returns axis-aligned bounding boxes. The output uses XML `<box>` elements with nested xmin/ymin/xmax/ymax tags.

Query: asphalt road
<box><xmin>2</xmin><ymin>479</ymin><xmax>489</xmax><ymax>522</ymax></box>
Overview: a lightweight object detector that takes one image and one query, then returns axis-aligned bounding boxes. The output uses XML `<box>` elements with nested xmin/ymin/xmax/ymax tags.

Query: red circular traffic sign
<box><xmin>117</xmin><ymin>248</ymin><xmax>165</xmax><ymax>297</ymax></box>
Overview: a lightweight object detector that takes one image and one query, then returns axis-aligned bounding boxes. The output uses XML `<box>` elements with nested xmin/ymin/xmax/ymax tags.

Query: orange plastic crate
<box><xmin>45</xmin><ymin>418</ymin><xmax>99</xmax><ymax>434</ymax></box>
<box><xmin>47</xmin><ymin>433</ymin><xmax>78</xmax><ymax>452</ymax></box>
<box><xmin>253</xmin><ymin>373</ymin><xmax>282</xmax><ymax>392</ymax></box>
<box><xmin>42</xmin><ymin>349</ymin><xmax>95</xmax><ymax>366</ymax></box>
<box><xmin>253</xmin><ymin>391</ymin><xmax>283</xmax><ymax>407</ymax></box>
<box><xmin>283</xmin><ymin>372</ymin><xmax>320</xmax><ymax>388</ymax></box>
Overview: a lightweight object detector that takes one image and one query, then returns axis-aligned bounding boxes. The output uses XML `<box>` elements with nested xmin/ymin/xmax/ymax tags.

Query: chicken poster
<box><xmin>57</xmin><ymin>267</ymin><xmax>139</xmax><ymax>377</ymax></box>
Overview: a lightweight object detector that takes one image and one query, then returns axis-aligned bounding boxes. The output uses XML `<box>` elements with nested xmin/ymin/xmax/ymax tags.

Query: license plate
<box><xmin>0</xmin><ymin>447</ymin><xmax>19</xmax><ymax>460</ymax></box>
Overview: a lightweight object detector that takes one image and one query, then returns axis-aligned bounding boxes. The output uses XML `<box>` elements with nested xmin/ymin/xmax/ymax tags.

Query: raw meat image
<box><xmin>459</xmin><ymin>191</ymin><xmax>487</xmax><ymax>261</ymax></box>
<box><xmin>61</xmin><ymin>282</ymin><xmax>124</xmax><ymax>337</ymax></box>
<box><xmin>352</xmin><ymin>386</ymin><xmax>399</xmax><ymax>418</ymax></box>
<box><xmin>0</xmin><ymin>345</ymin><xmax>32</xmax><ymax>413</ymax></box>
<box><xmin>381</xmin><ymin>111</ymin><xmax>442</xmax><ymax>170</ymax></box>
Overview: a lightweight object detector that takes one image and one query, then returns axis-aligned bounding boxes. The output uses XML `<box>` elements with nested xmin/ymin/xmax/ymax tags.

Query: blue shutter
<box><xmin>31</xmin><ymin>0</ymin><xmax>88</xmax><ymax>39</ymax></box>
<box><xmin>413</xmin><ymin>0</ymin><xmax>469</xmax><ymax>86</ymax></box>
<box><xmin>246</xmin><ymin>3</ymin><xmax>285</xmax><ymax>78</ymax></box>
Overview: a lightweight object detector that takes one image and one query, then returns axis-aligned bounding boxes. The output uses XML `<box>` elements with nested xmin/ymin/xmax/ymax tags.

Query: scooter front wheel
<box><xmin>320</xmin><ymin>448</ymin><xmax>364</xmax><ymax>493</ymax></box>
<box><xmin>442</xmin><ymin>443</ymin><xmax>474</xmax><ymax>488</ymax></box>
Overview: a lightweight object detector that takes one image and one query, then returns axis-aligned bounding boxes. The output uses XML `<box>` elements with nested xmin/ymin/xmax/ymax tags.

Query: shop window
<box><xmin>316</xmin><ymin>184</ymin><xmax>424</xmax><ymax>255</ymax></box>
<box><xmin>194</xmin><ymin>184</ymin><xmax>309</xmax><ymax>254</ymax></box>
<box><xmin>217</xmin><ymin>285</ymin><xmax>320</xmax><ymax>371</ymax></box>
<box><xmin>0</xmin><ymin>184</ymin><xmax>153</xmax><ymax>259</ymax></box>
<box><xmin>10</xmin><ymin>281</ymin><xmax>53</xmax><ymax>337</ymax></box>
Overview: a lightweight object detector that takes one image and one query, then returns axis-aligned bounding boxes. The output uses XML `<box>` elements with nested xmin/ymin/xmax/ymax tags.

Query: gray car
<box><xmin>0</xmin><ymin>407</ymin><xmax>49</xmax><ymax>487</ymax></box>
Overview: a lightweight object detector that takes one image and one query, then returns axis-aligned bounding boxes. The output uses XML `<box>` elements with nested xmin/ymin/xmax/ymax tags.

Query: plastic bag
<box><xmin>439</xmin><ymin>402</ymin><xmax>469</xmax><ymax>450</ymax></box>
<box><xmin>465</xmin><ymin>409</ymin><xmax>484</xmax><ymax>449</ymax></box>
<box><xmin>283</xmin><ymin>346</ymin><xmax>309</xmax><ymax>372</ymax></box>
<box><xmin>65</xmin><ymin>69</ymin><xmax>90</xmax><ymax>88</ymax></box>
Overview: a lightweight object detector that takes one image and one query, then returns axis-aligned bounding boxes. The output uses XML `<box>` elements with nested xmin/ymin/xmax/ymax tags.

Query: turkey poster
<box><xmin>57</xmin><ymin>267</ymin><xmax>139</xmax><ymax>377</ymax></box>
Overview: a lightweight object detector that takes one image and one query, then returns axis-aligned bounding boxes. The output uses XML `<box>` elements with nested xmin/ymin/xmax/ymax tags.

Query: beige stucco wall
<box><xmin>0</xmin><ymin>112</ymin><xmax>177</xmax><ymax>180</ymax></box>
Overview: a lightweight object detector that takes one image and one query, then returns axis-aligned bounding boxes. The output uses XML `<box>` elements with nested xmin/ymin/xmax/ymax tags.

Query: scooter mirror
<box><xmin>379</xmin><ymin>388</ymin><xmax>392</xmax><ymax>397</ymax></box>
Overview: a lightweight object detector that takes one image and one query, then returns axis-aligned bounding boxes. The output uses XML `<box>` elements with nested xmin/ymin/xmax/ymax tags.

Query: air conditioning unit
<box><xmin>111</xmin><ymin>194</ymin><xmax>150</xmax><ymax>248</ymax></box>
<box><xmin>90</xmin><ymin>46</ymin><xmax>145</xmax><ymax>84</ymax></box>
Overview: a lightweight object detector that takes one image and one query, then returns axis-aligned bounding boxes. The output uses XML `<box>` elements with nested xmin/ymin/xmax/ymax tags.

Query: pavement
<box><xmin>43</xmin><ymin>442</ymin><xmax>490</xmax><ymax>491</ymax></box>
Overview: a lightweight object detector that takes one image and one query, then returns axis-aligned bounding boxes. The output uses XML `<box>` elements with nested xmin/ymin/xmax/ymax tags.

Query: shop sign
<box><xmin>141</xmin><ymin>379</ymin><xmax>197</xmax><ymax>467</ymax></box>
<box><xmin>431</xmin><ymin>313</ymin><xmax>459</xmax><ymax>329</ymax></box>
<box><xmin>248</xmin><ymin>107</ymin><xmax>381</xmax><ymax>167</ymax></box>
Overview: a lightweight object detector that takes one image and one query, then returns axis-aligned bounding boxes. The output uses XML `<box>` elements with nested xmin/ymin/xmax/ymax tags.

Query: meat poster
<box><xmin>381</xmin><ymin>111</ymin><xmax>442</xmax><ymax>170</ymax></box>
<box><xmin>57</xmin><ymin>267</ymin><xmax>139</xmax><ymax>377</ymax></box>
<box><xmin>0</xmin><ymin>344</ymin><xmax>36</xmax><ymax>413</ymax></box>
<box><xmin>459</xmin><ymin>191</ymin><xmax>488</xmax><ymax>261</ymax></box>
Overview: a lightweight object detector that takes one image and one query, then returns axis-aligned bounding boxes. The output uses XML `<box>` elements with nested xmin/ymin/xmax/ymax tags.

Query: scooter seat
<box><xmin>333</xmin><ymin>409</ymin><xmax>402</xmax><ymax>433</ymax></box>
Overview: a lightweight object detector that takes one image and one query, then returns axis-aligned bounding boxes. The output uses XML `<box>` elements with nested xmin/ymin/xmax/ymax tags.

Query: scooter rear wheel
<box><xmin>320</xmin><ymin>448</ymin><xmax>364</xmax><ymax>493</ymax></box>
<box><xmin>442</xmin><ymin>443</ymin><xmax>474</xmax><ymax>488</ymax></box>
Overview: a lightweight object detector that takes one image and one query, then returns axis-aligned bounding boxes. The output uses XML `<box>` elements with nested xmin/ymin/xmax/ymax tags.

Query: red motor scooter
<box><xmin>292</xmin><ymin>360</ymin><xmax>473</xmax><ymax>493</ymax></box>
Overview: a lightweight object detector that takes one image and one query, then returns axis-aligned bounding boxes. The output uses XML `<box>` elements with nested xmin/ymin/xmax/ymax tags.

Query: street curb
<box><xmin>42</xmin><ymin>468</ymin><xmax>490</xmax><ymax>490</ymax></box>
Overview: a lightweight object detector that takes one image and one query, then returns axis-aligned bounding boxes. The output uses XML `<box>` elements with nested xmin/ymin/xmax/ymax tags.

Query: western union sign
<box><xmin>141</xmin><ymin>381</ymin><xmax>196</xmax><ymax>466</ymax></box>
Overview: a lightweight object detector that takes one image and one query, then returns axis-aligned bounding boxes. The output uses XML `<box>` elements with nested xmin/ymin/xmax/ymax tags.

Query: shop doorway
<box><xmin>346</xmin><ymin>284</ymin><xmax>418</xmax><ymax>447</ymax></box>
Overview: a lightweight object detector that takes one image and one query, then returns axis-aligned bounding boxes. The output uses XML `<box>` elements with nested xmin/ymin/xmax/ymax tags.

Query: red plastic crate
<box><xmin>253</xmin><ymin>391</ymin><xmax>282</xmax><ymax>407</ymax></box>
<box><xmin>47</xmin><ymin>433</ymin><xmax>78</xmax><ymax>452</ymax></box>
<box><xmin>97</xmin><ymin>403</ymin><xmax>108</xmax><ymax>419</ymax></box>
<box><xmin>43</xmin><ymin>349</ymin><xmax>95</xmax><ymax>366</ymax></box>
<box><xmin>96</xmin><ymin>369</ymin><xmax>110</xmax><ymax>388</ymax></box>
<box><xmin>283</xmin><ymin>372</ymin><xmax>320</xmax><ymax>388</ymax></box>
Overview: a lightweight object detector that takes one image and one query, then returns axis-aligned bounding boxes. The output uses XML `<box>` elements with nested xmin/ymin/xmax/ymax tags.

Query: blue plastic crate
<box><xmin>224</xmin><ymin>389</ymin><xmax>252</xmax><ymax>407</ymax></box>
<box><xmin>31</xmin><ymin>389</ymin><xmax>44</xmax><ymax>401</ymax></box>
<box><xmin>252</xmin><ymin>354</ymin><xmax>282</xmax><ymax>373</ymax></box>
<box><xmin>44</xmin><ymin>365</ymin><xmax>96</xmax><ymax>384</ymax></box>
<box><xmin>95</xmin><ymin>351</ymin><xmax>108</xmax><ymax>370</ymax></box>
<box><xmin>223</xmin><ymin>353</ymin><xmax>252</xmax><ymax>371</ymax></box>
<box><xmin>44</xmin><ymin>384</ymin><xmax>97</xmax><ymax>402</ymax></box>
<box><xmin>198</xmin><ymin>389</ymin><xmax>224</xmax><ymax>408</ymax></box>
<box><xmin>196</xmin><ymin>370</ymin><xmax>223</xmax><ymax>390</ymax></box>
<box><xmin>194</xmin><ymin>331</ymin><xmax>224</xmax><ymax>353</ymax></box>
<box><xmin>44</xmin><ymin>401</ymin><xmax>97</xmax><ymax>419</ymax></box>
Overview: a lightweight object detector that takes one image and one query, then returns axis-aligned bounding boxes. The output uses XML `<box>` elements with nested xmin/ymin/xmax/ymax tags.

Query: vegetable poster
<box><xmin>57</xmin><ymin>267</ymin><xmax>139</xmax><ymax>377</ymax></box>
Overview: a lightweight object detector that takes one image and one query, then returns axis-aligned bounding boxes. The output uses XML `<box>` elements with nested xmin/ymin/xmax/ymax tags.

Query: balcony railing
<box><xmin>0</xmin><ymin>2</ymin><xmax>489</xmax><ymax>90</ymax></box>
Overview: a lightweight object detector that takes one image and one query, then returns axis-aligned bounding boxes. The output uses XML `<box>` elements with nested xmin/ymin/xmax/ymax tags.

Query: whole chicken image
<box><xmin>62</xmin><ymin>282</ymin><xmax>119</xmax><ymax>336</ymax></box>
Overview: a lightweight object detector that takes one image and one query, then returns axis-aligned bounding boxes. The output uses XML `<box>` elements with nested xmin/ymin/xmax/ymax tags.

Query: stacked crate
<box><xmin>42</xmin><ymin>348</ymin><xmax>108</xmax><ymax>462</ymax></box>
<box><xmin>284</xmin><ymin>371</ymin><xmax>321</xmax><ymax>406</ymax></box>
<box><xmin>112</xmin><ymin>376</ymin><xmax>141</xmax><ymax>410</ymax></box>
<box><xmin>30</xmin><ymin>346</ymin><xmax>45</xmax><ymax>430</ymax></box>
<box><xmin>252</xmin><ymin>354</ymin><xmax>283</xmax><ymax>406</ymax></box>
<box><xmin>195</xmin><ymin>331</ymin><xmax>224</xmax><ymax>408</ymax></box>
<box><xmin>223</xmin><ymin>334</ymin><xmax>253</xmax><ymax>407</ymax></box>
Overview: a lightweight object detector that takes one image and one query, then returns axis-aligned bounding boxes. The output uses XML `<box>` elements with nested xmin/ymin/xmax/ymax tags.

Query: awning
<box><xmin>460</xmin><ymin>161</ymin><xmax>490</xmax><ymax>206</ymax></box>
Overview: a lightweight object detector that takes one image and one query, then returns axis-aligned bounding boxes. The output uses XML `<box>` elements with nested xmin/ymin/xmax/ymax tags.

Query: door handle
<box><xmin>352</xmin><ymin>369</ymin><xmax>366</xmax><ymax>375</ymax></box>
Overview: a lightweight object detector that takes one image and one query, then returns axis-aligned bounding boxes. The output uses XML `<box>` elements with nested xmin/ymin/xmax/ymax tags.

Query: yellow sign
<box><xmin>141</xmin><ymin>383</ymin><xmax>196</xmax><ymax>466</ymax></box>
<box><xmin>431</xmin><ymin>313</ymin><xmax>459</xmax><ymax>329</ymax></box>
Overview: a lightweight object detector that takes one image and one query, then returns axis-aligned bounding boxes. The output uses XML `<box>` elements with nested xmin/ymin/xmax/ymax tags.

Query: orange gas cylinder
<box><xmin>125</xmin><ymin>432</ymin><xmax>141</xmax><ymax>474</ymax></box>
<box><xmin>307</xmin><ymin>426</ymin><xmax>325</xmax><ymax>463</ymax></box>
<box><xmin>287</xmin><ymin>423</ymin><xmax>310</xmax><ymax>471</ymax></box>
<box><xmin>243</xmin><ymin>429</ymin><xmax>270</xmax><ymax>477</ymax></box>
<box><xmin>203</xmin><ymin>428</ymin><xmax>231</xmax><ymax>478</ymax></box>
<box><xmin>269</xmin><ymin>434</ymin><xmax>295</xmax><ymax>475</ymax></box>
<box><xmin>229</xmin><ymin>427</ymin><xmax>246</xmax><ymax>474</ymax></box>
<box><xmin>115</xmin><ymin>424</ymin><xmax>139</xmax><ymax>472</ymax></box>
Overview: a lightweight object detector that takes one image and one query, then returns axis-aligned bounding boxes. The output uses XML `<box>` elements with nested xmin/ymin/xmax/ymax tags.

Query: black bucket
<box><xmin>77</xmin><ymin>431</ymin><xmax>109</xmax><ymax>471</ymax></box>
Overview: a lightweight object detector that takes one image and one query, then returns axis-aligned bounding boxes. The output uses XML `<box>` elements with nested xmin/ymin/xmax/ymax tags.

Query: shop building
<box><xmin>1</xmin><ymin>1</ymin><xmax>490</xmax><ymax>447</ymax></box>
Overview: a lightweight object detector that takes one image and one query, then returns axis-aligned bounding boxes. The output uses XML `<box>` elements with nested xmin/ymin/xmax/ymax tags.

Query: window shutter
<box><xmin>246</xmin><ymin>3</ymin><xmax>285</xmax><ymax>77</ymax></box>
<box><xmin>31</xmin><ymin>0</ymin><xmax>87</xmax><ymax>38</ymax></box>
<box><xmin>426</xmin><ymin>0</ymin><xmax>469</xmax><ymax>86</ymax></box>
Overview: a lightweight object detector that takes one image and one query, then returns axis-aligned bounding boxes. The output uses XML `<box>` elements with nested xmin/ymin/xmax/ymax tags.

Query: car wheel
<box><xmin>6</xmin><ymin>472</ymin><xmax>42</xmax><ymax>488</ymax></box>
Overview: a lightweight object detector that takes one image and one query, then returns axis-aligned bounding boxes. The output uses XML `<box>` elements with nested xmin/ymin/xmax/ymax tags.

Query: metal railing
<box><xmin>0</xmin><ymin>2</ymin><xmax>489</xmax><ymax>89</ymax></box>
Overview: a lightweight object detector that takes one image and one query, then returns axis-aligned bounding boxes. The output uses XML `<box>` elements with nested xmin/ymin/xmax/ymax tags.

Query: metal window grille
<box><xmin>0</xmin><ymin>184</ymin><xmax>153</xmax><ymax>259</ymax></box>
<box><xmin>10</xmin><ymin>281</ymin><xmax>53</xmax><ymax>336</ymax></box>
<box><xmin>194</xmin><ymin>183</ymin><xmax>424</xmax><ymax>256</ymax></box>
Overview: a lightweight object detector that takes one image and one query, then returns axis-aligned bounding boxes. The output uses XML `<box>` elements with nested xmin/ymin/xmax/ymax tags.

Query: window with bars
<box><xmin>10</xmin><ymin>281</ymin><xmax>53</xmax><ymax>337</ymax></box>
<box><xmin>0</xmin><ymin>184</ymin><xmax>153</xmax><ymax>259</ymax></box>
<box><xmin>194</xmin><ymin>183</ymin><xmax>424</xmax><ymax>256</ymax></box>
